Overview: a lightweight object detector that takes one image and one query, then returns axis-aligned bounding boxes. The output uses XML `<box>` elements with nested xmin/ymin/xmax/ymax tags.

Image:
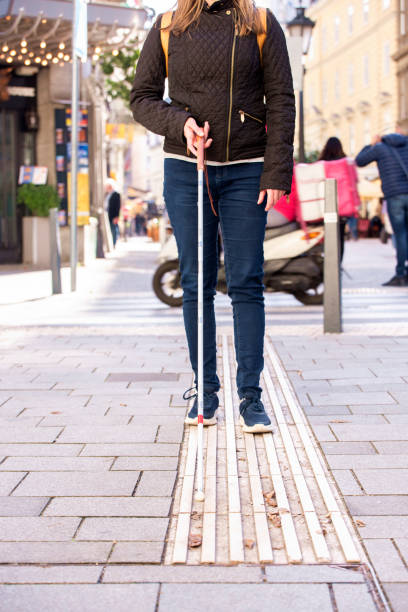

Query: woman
<box><xmin>130</xmin><ymin>0</ymin><xmax>295</xmax><ymax>433</ymax></box>
<box><xmin>318</xmin><ymin>137</ymin><xmax>359</xmax><ymax>261</ymax></box>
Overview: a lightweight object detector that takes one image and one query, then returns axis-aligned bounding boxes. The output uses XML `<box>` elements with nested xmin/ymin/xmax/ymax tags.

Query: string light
<box><xmin>52</xmin><ymin>57</ymin><xmax>58</xmax><ymax>63</ymax></box>
<box><xmin>95</xmin><ymin>46</ymin><xmax>101</xmax><ymax>54</ymax></box>
<box><xmin>35</xmin><ymin>57</ymin><xmax>41</xmax><ymax>63</ymax></box>
<box><xmin>92</xmin><ymin>53</ymin><xmax>99</xmax><ymax>61</ymax></box>
<box><xmin>46</xmin><ymin>52</ymin><xmax>52</xmax><ymax>60</ymax></box>
<box><xmin>59</xmin><ymin>42</ymin><xmax>65</xmax><ymax>50</ymax></box>
<box><xmin>40</xmin><ymin>41</ymin><xmax>46</xmax><ymax>49</ymax></box>
<box><xmin>41</xmin><ymin>18</ymin><xmax>47</xmax><ymax>24</ymax></box>
<box><xmin>6</xmin><ymin>56</ymin><xmax>13</xmax><ymax>63</ymax></box>
<box><xmin>28</xmin><ymin>52</ymin><xmax>34</xmax><ymax>57</ymax></box>
<box><xmin>17</xmin><ymin>54</ymin><xmax>22</xmax><ymax>60</ymax></box>
<box><xmin>41</xmin><ymin>59</ymin><xmax>48</xmax><ymax>66</ymax></box>
<box><xmin>2</xmin><ymin>44</ymin><xmax>8</xmax><ymax>53</ymax></box>
<box><xmin>24</xmin><ymin>59</ymin><xmax>31</xmax><ymax>65</ymax></box>
<box><xmin>64</xmin><ymin>54</ymin><xmax>70</xmax><ymax>61</ymax></box>
<box><xmin>57</xmin><ymin>52</ymin><xmax>64</xmax><ymax>59</ymax></box>
<box><xmin>10</xmin><ymin>49</ymin><xmax>16</xmax><ymax>56</ymax></box>
<box><xmin>0</xmin><ymin>54</ymin><xmax>4</xmax><ymax>59</ymax></box>
<box><xmin>21</xmin><ymin>48</ymin><xmax>27</xmax><ymax>54</ymax></box>
<box><xmin>20</xmin><ymin>40</ymin><xmax>27</xmax><ymax>47</ymax></box>
<box><xmin>112</xmin><ymin>49</ymin><xmax>119</xmax><ymax>56</ymax></box>
<box><xmin>5</xmin><ymin>15</ymin><xmax>11</xmax><ymax>21</ymax></box>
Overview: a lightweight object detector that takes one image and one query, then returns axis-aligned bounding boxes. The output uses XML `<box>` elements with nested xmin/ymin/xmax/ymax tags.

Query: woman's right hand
<box><xmin>184</xmin><ymin>118</ymin><xmax>212</xmax><ymax>157</ymax></box>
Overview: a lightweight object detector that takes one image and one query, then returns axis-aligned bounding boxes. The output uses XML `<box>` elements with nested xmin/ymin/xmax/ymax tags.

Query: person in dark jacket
<box><xmin>130</xmin><ymin>0</ymin><xmax>295</xmax><ymax>432</ymax></box>
<box><xmin>356</xmin><ymin>133</ymin><xmax>408</xmax><ymax>286</ymax></box>
<box><xmin>105</xmin><ymin>179</ymin><xmax>121</xmax><ymax>247</ymax></box>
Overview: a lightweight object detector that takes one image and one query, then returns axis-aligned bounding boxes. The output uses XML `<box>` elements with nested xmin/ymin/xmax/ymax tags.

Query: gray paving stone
<box><xmin>128</xmin><ymin>416</ymin><xmax>184</xmax><ymax>427</ymax></box>
<box><xmin>309</xmin><ymin>392</ymin><xmax>395</xmax><ymax>406</ymax></box>
<box><xmin>103</xmin><ymin>565</ymin><xmax>264</xmax><ymax>583</ymax></box>
<box><xmin>57</xmin><ymin>426</ymin><xmax>157</xmax><ymax>443</ymax></box>
<box><xmin>159</xmin><ymin>584</ymin><xmax>332</xmax><ymax>612</ymax></box>
<box><xmin>345</xmin><ymin>495</ymin><xmax>408</xmax><ymax>516</ymax></box>
<box><xmin>301</xmin><ymin>368</ymin><xmax>374</xmax><ymax>380</ymax></box>
<box><xmin>383</xmin><ymin>584</ymin><xmax>408</xmax><ymax>612</ymax></box>
<box><xmin>112</xmin><ymin>457</ymin><xmax>178</xmax><ymax>471</ymax></box>
<box><xmin>0</xmin><ymin>444</ymin><xmax>82</xmax><ymax>456</ymax></box>
<box><xmin>39</xmin><ymin>416</ymin><xmax>130</xmax><ymax>426</ymax></box>
<box><xmin>329</xmin><ymin>377</ymin><xmax>404</xmax><ymax>387</ymax></box>
<box><xmin>0</xmin><ymin>565</ymin><xmax>102</xmax><ymax>584</ymax></box>
<box><xmin>395</xmin><ymin>538</ymin><xmax>408</xmax><ymax>565</ymax></box>
<box><xmin>264</xmin><ymin>565</ymin><xmax>364</xmax><ymax>582</ymax></box>
<box><xmin>303</xmin><ymin>406</ymin><xmax>352</xmax><ymax>416</ymax></box>
<box><xmin>43</xmin><ymin>496</ymin><xmax>171</xmax><ymax>517</ymax></box>
<box><xmin>330</xmin><ymin>424</ymin><xmax>408</xmax><ymax>441</ymax></box>
<box><xmin>354</xmin><ymin>516</ymin><xmax>408</xmax><ymax>538</ymax></box>
<box><xmin>363</xmin><ymin>539</ymin><xmax>408</xmax><ymax>582</ymax></box>
<box><xmin>0</xmin><ymin>496</ymin><xmax>49</xmax><ymax>516</ymax></box>
<box><xmin>331</xmin><ymin>470</ymin><xmax>363</xmax><ymax>495</ymax></box>
<box><xmin>12</xmin><ymin>471</ymin><xmax>139</xmax><ymax>497</ymax></box>
<box><xmin>383</xmin><ymin>414</ymin><xmax>408</xmax><ymax>424</ymax></box>
<box><xmin>156</xmin><ymin>424</ymin><xmax>184</xmax><ymax>443</ymax></box>
<box><xmin>0</xmin><ymin>517</ymin><xmax>80</xmax><ymax>541</ymax></box>
<box><xmin>76</xmin><ymin>517</ymin><xmax>168</xmax><ymax>541</ymax></box>
<box><xmin>320</xmin><ymin>442</ymin><xmax>376</xmax><ymax>455</ymax></box>
<box><xmin>80</xmin><ymin>443</ymin><xmax>180</xmax><ymax>457</ymax></box>
<box><xmin>0</xmin><ymin>584</ymin><xmax>159</xmax><ymax>612</ymax></box>
<box><xmin>136</xmin><ymin>471</ymin><xmax>177</xmax><ymax>497</ymax></box>
<box><xmin>0</xmin><ymin>457</ymin><xmax>114</xmax><ymax>471</ymax></box>
<box><xmin>0</xmin><ymin>472</ymin><xmax>26</xmax><ymax>495</ymax></box>
<box><xmin>354</xmin><ymin>469</ymin><xmax>408</xmax><ymax>494</ymax></box>
<box><xmin>0</xmin><ymin>542</ymin><xmax>111</xmax><ymax>563</ymax></box>
<box><xmin>332</xmin><ymin>584</ymin><xmax>378</xmax><ymax>612</ymax></box>
<box><xmin>373</xmin><ymin>441</ymin><xmax>408</xmax><ymax>454</ymax></box>
<box><xmin>109</xmin><ymin>542</ymin><xmax>164</xmax><ymax>563</ymax></box>
<box><xmin>0</xmin><ymin>427</ymin><xmax>62</xmax><ymax>443</ymax></box>
<box><xmin>328</xmin><ymin>454</ymin><xmax>408</xmax><ymax>469</ymax></box>
<box><xmin>349</xmin><ymin>405</ymin><xmax>408</xmax><ymax>414</ymax></box>
<box><xmin>108</xmin><ymin>405</ymin><xmax>186</xmax><ymax>416</ymax></box>
<box><xmin>310</xmin><ymin>426</ymin><xmax>336</xmax><ymax>441</ymax></box>
<box><xmin>308</xmin><ymin>415</ymin><xmax>387</xmax><ymax>425</ymax></box>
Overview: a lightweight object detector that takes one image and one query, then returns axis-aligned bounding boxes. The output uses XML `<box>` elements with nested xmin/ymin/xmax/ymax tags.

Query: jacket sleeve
<box><xmin>129</xmin><ymin>16</ymin><xmax>191</xmax><ymax>144</ymax></box>
<box><xmin>109</xmin><ymin>192</ymin><xmax>121</xmax><ymax>219</ymax></box>
<box><xmin>355</xmin><ymin>145</ymin><xmax>379</xmax><ymax>167</ymax></box>
<box><xmin>260</xmin><ymin>10</ymin><xmax>296</xmax><ymax>193</ymax></box>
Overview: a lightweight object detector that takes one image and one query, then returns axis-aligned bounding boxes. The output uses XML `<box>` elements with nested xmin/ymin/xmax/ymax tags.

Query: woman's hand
<box><xmin>257</xmin><ymin>189</ymin><xmax>285</xmax><ymax>211</ymax></box>
<box><xmin>184</xmin><ymin>118</ymin><xmax>213</xmax><ymax>157</ymax></box>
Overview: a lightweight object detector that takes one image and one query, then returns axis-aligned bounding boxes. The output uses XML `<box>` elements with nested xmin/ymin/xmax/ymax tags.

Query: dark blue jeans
<box><xmin>387</xmin><ymin>194</ymin><xmax>408</xmax><ymax>277</ymax></box>
<box><xmin>164</xmin><ymin>158</ymin><xmax>267</xmax><ymax>399</ymax></box>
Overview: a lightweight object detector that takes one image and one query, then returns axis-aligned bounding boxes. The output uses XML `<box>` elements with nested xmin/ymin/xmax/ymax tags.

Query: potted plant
<box><xmin>17</xmin><ymin>184</ymin><xmax>59</xmax><ymax>265</ymax></box>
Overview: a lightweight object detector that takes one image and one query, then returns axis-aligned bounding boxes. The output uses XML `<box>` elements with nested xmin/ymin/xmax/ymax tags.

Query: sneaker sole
<box><xmin>184</xmin><ymin>416</ymin><xmax>217</xmax><ymax>426</ymax></box>
<box><xmin>239</xmin><ymin>415</ymin><xmax>273</xmax><ymax>434</ymax></box>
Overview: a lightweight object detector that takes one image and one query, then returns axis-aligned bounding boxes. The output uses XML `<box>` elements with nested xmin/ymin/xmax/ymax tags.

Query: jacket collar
<box><xmin>203</xmin><ymin>0</ymin><xmax>234</xmax><ymax>13</ymax></box>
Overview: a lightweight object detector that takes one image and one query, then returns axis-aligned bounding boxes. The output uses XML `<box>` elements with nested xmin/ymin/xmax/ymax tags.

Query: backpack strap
<box><xmin>257</xmin><ymin>7</ymin><xmax>267</xmax><ymax>65</ymax></box>
<box><xmin>160</xmin><ymin>11</ymin><xmax>173</xmax><ymax>78</ymax></box>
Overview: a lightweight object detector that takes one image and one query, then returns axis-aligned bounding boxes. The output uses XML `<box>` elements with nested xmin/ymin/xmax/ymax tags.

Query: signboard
<box><xmin>18</xmin><ymin>166</ymin><xmax>48</xmax><ymax>185</ymax></box>
<box><xmin>74</xmin><ymin>0</ymin><xmax>88</xmax><ymax>62</ymax></box>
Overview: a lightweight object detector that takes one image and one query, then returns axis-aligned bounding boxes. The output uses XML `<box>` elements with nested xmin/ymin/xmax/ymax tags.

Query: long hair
<box><xmin>318</xmin><ymin>137</ymin><xmax>346</xmax><ymax>161</ymax></box>
<box><xmin>166</xmin><ymin>0</ymin><xmax>264</xmax><ymax>36</ymax></box>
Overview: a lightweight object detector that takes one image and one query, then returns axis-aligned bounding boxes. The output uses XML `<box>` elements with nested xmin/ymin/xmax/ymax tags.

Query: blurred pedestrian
<box><xmin>130</xmin><ymin>0</ymin><xmax>295</xmax><ymax>432</ymax></box>
<box><xmin>318</xmin><ymin>137</ymin><xmax>359</xmax><ymax>262</ymax></box>
<box><xmin>356</xmin><ymin>133</ymin><xmax>408</xmax><ymax>286</ymax></box>
<box><xmin>105</xmin><ymin>179</ymin><xmax>121</xmax><ymax>247</ymax></box>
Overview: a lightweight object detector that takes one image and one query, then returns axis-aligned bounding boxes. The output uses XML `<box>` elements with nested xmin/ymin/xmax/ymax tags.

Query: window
<box><xmin>363</xmin><ymin>118</ymin><xmax>371</xmax><ymax>145</ymax></box>
<box><xmin>348</xmin><ymin>64</ymin><xmax>354</xmax><ymax>94</ymax></box>
<box><xmin>383</xmin><ymin>0</ymin><xmax>390</xmax><ymax>8</ymax></box>
<box><xmin>401</xmin><ymin>0</ymin><xmax>406</xmax><ymax>36</ymax></box>
<box><xmin>363</xmin><ymin>55</ymin><xmax>370</xmax><ymax>87</ymax></box>
<box><xmin>349</xmin><ymin>123</ymin><xmax>355</xmax><ymax>155</ymax></box>
<box><xmin>363</xmin><ymin>0</ymin><xmax>369</xmax><ymax>24</ymax></box>
<box><xmin>335</xmin><ymin>70</ymin><xmax>341</xmax><ymax>101</ymax></box>
<box><xmin>334</xmin><ymin>16</ymin><xmax>340</xmax><ymax>44</ymax></box>
<box><xmin>348</xmin><ymin>5</ymin><xmax>354</xmax><ymax>35</ymax></box>
<box><xmin>322</xmin><ymin>79</ymin><xmax>328</xmax><ymax>105</ymax></box>
<box><xmin>383</xmin><ymin>109</ymin><xmax>392</xmax><ymax>132</ymax></box>
<box><xmin>383</xmin><ymin>41</ymin><xmax>391</xmax><ymax>76</ymax></box>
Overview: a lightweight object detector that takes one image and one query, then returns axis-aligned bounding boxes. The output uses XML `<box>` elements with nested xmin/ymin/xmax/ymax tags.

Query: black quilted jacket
<box><xmin>130</xmin><ymin>0</ymin><xmax>296</xmax><ymax>192</ymax></box>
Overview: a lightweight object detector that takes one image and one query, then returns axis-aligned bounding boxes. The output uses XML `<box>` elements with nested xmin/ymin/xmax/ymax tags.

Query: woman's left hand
<box><xmin>257</xmin><ymin>189</ymin><xmax>285</xmax><ymax>211</ymax></box>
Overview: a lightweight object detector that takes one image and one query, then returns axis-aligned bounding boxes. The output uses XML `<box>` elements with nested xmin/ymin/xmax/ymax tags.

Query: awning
<box><xmin>0</xmin><ymin>0</ymin><xmax>150</xmax><ymax>67</ymax></box>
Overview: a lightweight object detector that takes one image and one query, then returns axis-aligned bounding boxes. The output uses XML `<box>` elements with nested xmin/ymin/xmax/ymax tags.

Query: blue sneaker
<box><xmin>239</xmin><ymin>397</ymin><xmax>272</xmax><ymax>433</ymax></box>
<box><xmin>183</xmin><ymin>387</ymin><xmax>218</xmax><ymax>426</ymax></box>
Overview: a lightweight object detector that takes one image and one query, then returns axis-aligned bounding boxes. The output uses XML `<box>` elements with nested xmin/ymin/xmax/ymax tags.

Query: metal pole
<box><xmin>323</xmin><ymin>178</ymin><xmax>342</xmax><ymax>333</ymax></box>
<box><xmin>195</xmin><ymin>137</ymin><xmax>205</xmax><ymax>502</ymax></box>
<box><xmin>49</xmin><ymin>208</ymin><xmax>62</xmax><ymax>294</ymax></box>
<box><xmin>299</xmin><ymin>89</ymin><xmax>305</xmax><ymax>163</ymax></box>
<box><xmin>70</xmin><ymin>4</ymin><xmax>79</xmax><ymax>292</ymax></box>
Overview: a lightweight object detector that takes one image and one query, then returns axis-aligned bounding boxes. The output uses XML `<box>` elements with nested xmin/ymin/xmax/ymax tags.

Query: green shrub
<box><xmin>17</xmin><ymin>184</ymin><xmax>59</xmax><ymax>217</ymax></box>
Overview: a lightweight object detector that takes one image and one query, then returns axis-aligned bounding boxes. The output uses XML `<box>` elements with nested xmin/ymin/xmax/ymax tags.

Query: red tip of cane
<box><xmin>198</xmin><ymin>414</ymin><xmax>204</xmax><ymax>424</ymax></box>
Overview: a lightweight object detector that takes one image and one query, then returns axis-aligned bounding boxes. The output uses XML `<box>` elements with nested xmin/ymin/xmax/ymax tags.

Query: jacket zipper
<box><xmin>239</xmin><ymin>110</ymin><xmax>263</xmax><ymax>124</ymax></box>
<box><xmin>226</xmin><ymin>16</ymin><xmax>237</xmax><ymax>161</ymax></box>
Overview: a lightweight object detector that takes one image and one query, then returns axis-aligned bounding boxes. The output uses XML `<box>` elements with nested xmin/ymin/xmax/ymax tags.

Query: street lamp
<box><xmin>287</xmin><ymin>7</ymin><xmax>315</xmax><ymax>163</ymax></box>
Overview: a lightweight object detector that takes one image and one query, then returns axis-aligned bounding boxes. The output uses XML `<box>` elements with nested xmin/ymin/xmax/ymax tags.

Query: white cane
<box><xmin>195</xmin><ymin>136</ymin><xmax>205</xmax><ymax>502</ymax></box>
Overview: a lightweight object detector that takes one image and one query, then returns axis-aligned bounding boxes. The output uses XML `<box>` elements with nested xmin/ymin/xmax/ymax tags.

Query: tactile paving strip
<box><xmin>165</xmin><ymin>335</ymin><xmax>363</xmax><ymax>565</ymax></box>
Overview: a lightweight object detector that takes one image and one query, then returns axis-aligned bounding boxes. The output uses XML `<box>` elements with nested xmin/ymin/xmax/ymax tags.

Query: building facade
<box><xmin>394</xmin><ymin>1</ymin><xmax>408</xmax><ymax>131</ymax></box>
<box><xmin>304</xmin><ymin>0</ymin><xmax>399</xmax><ymax>159</ymax></box>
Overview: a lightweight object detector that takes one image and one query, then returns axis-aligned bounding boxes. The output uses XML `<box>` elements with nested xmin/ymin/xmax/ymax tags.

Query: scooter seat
<box><xmin>265</xmin><ymin>222</ymin><xmax>299</xmax><ymax>241</ymax></box>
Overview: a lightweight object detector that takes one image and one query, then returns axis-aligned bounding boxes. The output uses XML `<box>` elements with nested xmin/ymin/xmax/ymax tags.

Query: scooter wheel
<box><xmin>293</xmin><ymin>289</ymin><xmax>323</xmax><ymax>306</ymax></box>
<box><xmin>153</xmin><ymin>260</ymin><xmax>183</xmax><ymax>307</ymax></box>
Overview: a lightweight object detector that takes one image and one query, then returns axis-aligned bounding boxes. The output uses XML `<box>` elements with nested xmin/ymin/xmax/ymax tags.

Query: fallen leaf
<box><xmin>263</xmin><ymin>491</ymin><xmax>275</xmax><ymax>500</ymax></box>
<box><xmin>266</xmin><ymin>498</ymin><xmax>278</xmax><ymax>507</ymax></box>
<box><xmin>120</xmin><ymin>403</ymin><xmax>127</xmax><ymax>407</ymax></box>
<box><xmin>188</xmin><ymin>533</ymin><xmax>202</xmax><ymax>548</ymax></box>
<box><xmin>270</xmin><ymin>515</ymin><xmax>281</xmax><ymax>528</ymax></box>
<box><xmin>267</xmin><ymin>509</ymin><xmax>279</xmax><ymax>517</ymax></box>
<box><xmin>322</xmin><ymin>527</ymin><xmax>327</xmax><ymax>535</ymax></box>
<box><xmin>279</xmin><ymin>507</ymin><xmax>290</xmax><ymax>514</ymax></box>
<box><xmin>356</xmin><ymin>520</ymin><xmax>366</xmax><ymax>528</ymax></box>
<box><xmin>244</xmin><ymin>538</ymin><xmax>255</xmax><ymax>549</ymax></box>
<box><xmin>51</xmin><ymin>411</ymin><xmax>61</xmax><ymax>414</ymax></box>
<box><xmin>329</xmin><ymin>420</ymin><xmax>350</xmax><ymax>424</ymax></box>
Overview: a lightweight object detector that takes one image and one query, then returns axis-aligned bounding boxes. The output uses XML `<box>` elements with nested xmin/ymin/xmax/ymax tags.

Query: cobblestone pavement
<box><xmin>0</xmin><ymin>237</ymin><xmax>407</xmax><ymax>611</ymax></box>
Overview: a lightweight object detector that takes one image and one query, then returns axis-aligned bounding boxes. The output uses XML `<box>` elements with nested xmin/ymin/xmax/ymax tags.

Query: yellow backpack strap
<box><xmin>160</xmin><ymin>11</ymin><xmax>173</xmax><ymax>78</ymax></box>
<box><xmin>257</xmin><ymin>7</ymin><xmax>267</xmax><ymax>65</ymax></box>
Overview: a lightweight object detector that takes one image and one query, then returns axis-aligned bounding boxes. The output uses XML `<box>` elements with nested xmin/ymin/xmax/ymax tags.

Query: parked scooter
<box><xmin>153</xmin><ymin>222</ymin><xmax>324</xmax><ymax>307</ymax></box>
